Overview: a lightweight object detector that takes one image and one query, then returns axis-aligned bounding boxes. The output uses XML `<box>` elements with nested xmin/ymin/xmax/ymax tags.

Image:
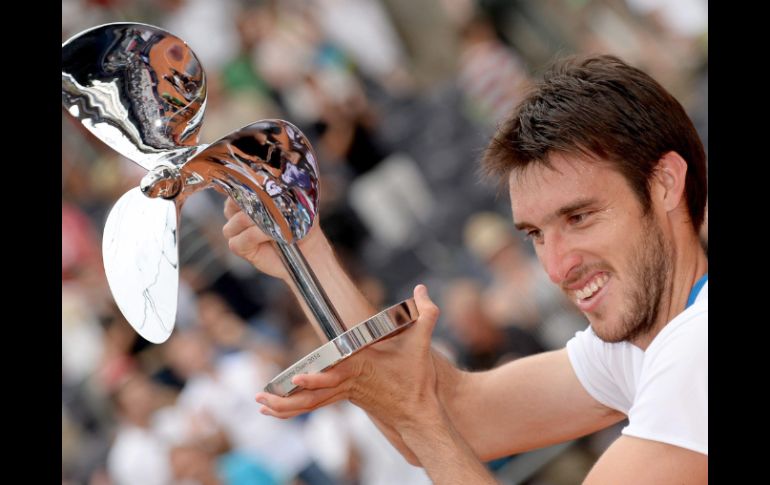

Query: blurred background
<box><xmin>61</xmin><ymin>0</ymin><xmax>707</xmax><ymax>483</ymax></box>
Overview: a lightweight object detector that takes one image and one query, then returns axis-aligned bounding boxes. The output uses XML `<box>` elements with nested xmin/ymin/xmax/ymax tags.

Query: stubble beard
<box><xmin>594</xmin><ymin>215</ymin><xmax>673</xmax><ymax>343</ymax></box>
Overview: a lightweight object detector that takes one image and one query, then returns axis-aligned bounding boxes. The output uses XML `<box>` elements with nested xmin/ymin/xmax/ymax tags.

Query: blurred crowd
<box><xmin>62</xmin><ymin>0</ymin><xmax>707</xmax><ymax>483</ymax></box>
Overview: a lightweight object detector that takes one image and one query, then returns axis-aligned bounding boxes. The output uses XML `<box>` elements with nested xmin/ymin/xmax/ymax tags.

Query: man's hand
<box><xmin>254</xmin><ymin>284</ymin><xmax>441</xmax><ymax>430</ymax></box>
<box><xmin>222</xmin><ymin>197</ymin><xmax>330</xmax><ymax>280</ymax></box>
<box><xmin>255</xmin><ymin>285</ymin><xmax>502</xmax><ymax>483</ymax></box>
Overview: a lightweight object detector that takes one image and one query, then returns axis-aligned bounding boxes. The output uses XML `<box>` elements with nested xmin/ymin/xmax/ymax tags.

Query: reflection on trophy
<box><xmin>62</xmin><ymin>22</ymin><xmax>419</xmax><ymax>397</ymax></box>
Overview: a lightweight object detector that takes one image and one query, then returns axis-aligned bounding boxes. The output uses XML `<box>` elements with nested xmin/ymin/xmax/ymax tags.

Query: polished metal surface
<box><xmin>62</xmin><ymin>24</ymin><xmax>326</xmax><ymax>342</ymax></box>
<box><xmin>177</xmin><ymin>119</ymin><xmax>320</xmax><ymax>245</ymax></box>
<box><xmin>63</xmin><ymin>24</ymin><xmax>419</xmax><ymax>383</ymax></box>
<box><xmin>265</xmin><ymin>298</ymin><xmax>419</xmax><ymax>396</ymax></box>
<box><xmin>102</xmin><ymin>188</ymin><xmax>179</xmax><ymax>344</ymax></box>
<box><xmin>276</xmin><ymin>242</ymin><xmax>346</xmax><ymax>340</ymax></box>
<box><xmin>148</xmin><ymin>118</ymin><xmax>342</xmax><ymax>341</ymax></box>
<box><xmin>63</xmin><ymin>22</ymin><xmax>204</xmax><ymax>342</ymax></box>
<box><xmin>62</xmin><ymin>23</ymin><xmax>206</xmax><ymax>170</ymax></box>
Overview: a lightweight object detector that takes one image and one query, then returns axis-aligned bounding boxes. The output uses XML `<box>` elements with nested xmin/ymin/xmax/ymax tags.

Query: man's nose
<box><xmin>539</xmin><ymin>232</ymin><xmax>581</xmax><ymax>285</ymax></box>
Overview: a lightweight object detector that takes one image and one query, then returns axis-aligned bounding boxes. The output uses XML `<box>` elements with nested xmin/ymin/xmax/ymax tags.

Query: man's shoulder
<box><xmin>624</xmin><ymin>298</ymin><xmax>708</xmax><ymax>456</ymax></box>
<box><xmin>653</xmin><ymin>294</ymin><xmax>708</xmax><ymax>354</ymax></box>
<box><xmin>642</xmin><ymin>292</ymin><xmax>707</xmax><ymax>379</ymax></box>
<box><xmin>567</xmin><ymin>325</ymin><xmax>640</xmax><ymax>360</ymax></box>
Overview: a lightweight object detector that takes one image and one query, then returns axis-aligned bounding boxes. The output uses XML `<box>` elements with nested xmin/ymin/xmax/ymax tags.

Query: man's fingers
<box><xmin>224</xmin><ymin>197</ymin><xmax>241</xmax><ymax>219</ymax></box>
<box><xmin>259</xmin><ymin>406</ymin><xmax>297</xmax><ymax>419</ymax></box>
<box><xmin>223</xmin><ymin>212</ymin><xmax>261</xmax><ymax>240</ymax></box>
<box><xmin>413</xmin><ymin>284</ymin><xmax>440</xmax><ymax>339</ymax></box>
<box><xmin>255</xmin><ymin>386</ymin><xmax>346</xmax><ymax>418</ymax></box>
<box><xmin>222</xmin><ymin>214</ymin><xmax>241</xmax><ymax>240</ymax></box>
<box><xmin>254</xmin><ymin>389</ymin><xmax>325</xmax><ymax>413</ymax></box>
<box><xmin>260</xmin><ymin>391</ymin><xmax>347</xmax><ymax>419</ymax></box>
<box><xmin>292</xmin><ymin>364</ymin><xmax>352</xmax><ymax>390</ymax></box>
<box><xmin>227</xmin><ymin>229</ymin><xmax>262</xmax><ymax>258</ymax></box>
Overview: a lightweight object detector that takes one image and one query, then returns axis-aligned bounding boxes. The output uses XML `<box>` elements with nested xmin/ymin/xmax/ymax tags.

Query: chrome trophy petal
<box><xmin>62</xmin><ymin>23</ymin><xmax>206</xmax><ymax>170</ymax></box>
<box><xmin>102</xmin><ymin>188</ymin><xmax>179</xmax><ymax>343</ymax></box>
<box><xmin>179</xmin><ymin>119</ymin><xmax>320</xmax><ymax>244</ymax></box>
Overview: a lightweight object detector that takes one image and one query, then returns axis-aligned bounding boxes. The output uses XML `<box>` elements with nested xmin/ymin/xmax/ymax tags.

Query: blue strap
<box><xmin>686</xmin><ymin>273</ymin><xmax>708</xmax><ymax>308</ymax></box>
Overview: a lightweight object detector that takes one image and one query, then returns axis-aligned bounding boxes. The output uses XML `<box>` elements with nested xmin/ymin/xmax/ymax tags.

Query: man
<box><xmin>222</xmin><ymin>55</ymin><xmax>708</xmax><ymax>483</ymax></box>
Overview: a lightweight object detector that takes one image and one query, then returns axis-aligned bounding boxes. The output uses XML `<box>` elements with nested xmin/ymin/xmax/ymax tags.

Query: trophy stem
<box><xmin>275</xmin><ymin>241</ymin><xmax>347</xmax><ymax>341</ymax></box>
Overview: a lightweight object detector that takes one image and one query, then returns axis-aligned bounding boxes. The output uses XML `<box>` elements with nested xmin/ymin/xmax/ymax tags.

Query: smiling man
<box><xmin>223</xmin><ymin>55</ymin><xmax>708</xmax><ymax>484</ymax></box>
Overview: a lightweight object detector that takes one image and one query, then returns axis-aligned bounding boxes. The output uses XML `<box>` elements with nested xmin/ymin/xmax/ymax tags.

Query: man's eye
<box><xmin>568</xmin><ymin>212</ymin><xmax>590</xmax><ymax>225</ymax></box>
<box><xmin>525</xmin><ymin>230</ymin><xmax>543</xmax><ymax>243</ymax></box>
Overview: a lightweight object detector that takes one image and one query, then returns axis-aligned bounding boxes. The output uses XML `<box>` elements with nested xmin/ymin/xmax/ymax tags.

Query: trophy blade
<box><xmin>180</xmin><ymin>119</ymin><xmax>319</xmax><ymax>245</ymax></box>
<box><xmin>61</xmin><ymin>23</ymin><xmax>206</xmax><ymax>170</ymax></box>
<box><xmin>102</xmin><ymin>188</ymin><xmax>179</xmax><ymax>343</ymax></box>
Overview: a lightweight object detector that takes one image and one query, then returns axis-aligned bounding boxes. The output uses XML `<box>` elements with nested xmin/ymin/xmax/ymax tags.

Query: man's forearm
<box><xmin>400</xmin><ymin>405</ymin><xmax>497</xmax><ymax>485</ymax></box>
<box><xmin>432</xmin><ymin>350</ymin><xmax>626</xmax><ymax>461</ymax></box>
<box><xmin>281</xmin><ymin>235</ymin><xmax>376</xmax><ymax>336</ymax></box>
<box><xmin>366</xmin><ymin>413</ymin><xmax>421</xmax><ymax>466</ymax></box>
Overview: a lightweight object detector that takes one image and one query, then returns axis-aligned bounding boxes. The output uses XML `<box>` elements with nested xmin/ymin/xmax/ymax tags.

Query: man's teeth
<box><xmin>576</xmin><ymin>274</ymin><xmax>609</xmax><ymax>301</ymax></box>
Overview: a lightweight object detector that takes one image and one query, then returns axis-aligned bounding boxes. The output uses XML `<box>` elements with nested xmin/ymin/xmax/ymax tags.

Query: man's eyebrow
<box><xmin>513</xmin><ymin>221</ymin><xmax>534</xmax><ymax>231</ymax></box>
<box><xmin>514</xmin><ymin>198</ymin><xmax>599</xmax><ymax>231</ymax></box>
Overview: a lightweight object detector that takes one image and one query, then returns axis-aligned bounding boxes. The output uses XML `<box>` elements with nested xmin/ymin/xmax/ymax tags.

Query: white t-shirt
<box><xmin>566</xmin><ymin>282</ymin><xmax>708</xmax><ymax>455</ymax></box>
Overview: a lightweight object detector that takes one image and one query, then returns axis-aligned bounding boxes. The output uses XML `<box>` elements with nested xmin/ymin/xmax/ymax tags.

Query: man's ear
<box><xmin>653</xmin><ymin>151</ymin><xmax>688</xmax><ymax>212</ymax></box>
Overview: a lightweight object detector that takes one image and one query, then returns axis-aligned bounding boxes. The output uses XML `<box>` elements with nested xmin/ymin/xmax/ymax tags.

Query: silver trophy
<box><xmin>62</xmin><ymin>23</ymin><xmax>418</xmax><ymax>396</ymax></box>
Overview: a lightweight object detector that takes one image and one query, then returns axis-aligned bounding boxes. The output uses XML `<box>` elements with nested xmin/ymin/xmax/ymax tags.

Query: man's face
<box><xmin>509</xmin><ymin>154</ymin><xmax>672</xmax><ymax>343</ymax></box>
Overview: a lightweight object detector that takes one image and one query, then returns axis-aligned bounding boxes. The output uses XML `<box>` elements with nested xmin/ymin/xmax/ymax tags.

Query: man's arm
<box><xmin>584</xmin><ymin>436</ymin><xmax>707</xmax><ymax>484</ymax></box>
<box><xmin>257</xmin><ymin>297</ymin><xmax>625</xmax><ymax>465</ymax></box>
<box><xmin>222</xmin><ymin>198</ymin><xmax>377</xmax><ymax>336</ymax></box>
<box><xmin>435</xmin><ymin>348</ymin><xmax>626</xmax><ymax>461</ymax></box>
<box><xmin>224</xmin><ymin>199</ymin><xmax>623</xmax><ymax>466</ymax></box>
<box><xmin>364</xmin><ymin>349</ymin><xmax>626</xmax><ymax>468</ymax></box>
<box><xmin>399</xmin><ymin>403</ymin><xmax>498</xmax><ymax>484</ymax></box>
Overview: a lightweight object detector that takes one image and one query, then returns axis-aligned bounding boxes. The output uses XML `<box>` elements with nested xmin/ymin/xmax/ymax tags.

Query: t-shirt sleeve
<box><xmin>566</xmin><ymin>327</ymin><xmax>633</xmax><ymax>413</ymax></box>
<box><xmin>622</xmin><ymin>306</ymin><xmax>708</xmax><ymax>455</ymax></box>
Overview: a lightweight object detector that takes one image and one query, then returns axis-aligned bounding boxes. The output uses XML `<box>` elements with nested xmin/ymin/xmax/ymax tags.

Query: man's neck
<box><xmin>633</xmin><ymin>230</ymin><xmax>708</xmax><ymax>350</ymax></box>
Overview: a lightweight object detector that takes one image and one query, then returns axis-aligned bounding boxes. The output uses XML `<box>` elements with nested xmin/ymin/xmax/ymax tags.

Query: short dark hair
<box><xmin>483</xmin><ymin>55</ymin><xmax>707</xmax><ymax>230</ymax></box>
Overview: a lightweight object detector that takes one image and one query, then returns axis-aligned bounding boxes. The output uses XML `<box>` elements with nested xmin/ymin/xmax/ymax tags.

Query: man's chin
<box><xmin>589</xmin><ymin>321</ymin><xmax>627</xmax><ymax>344</ymax></box>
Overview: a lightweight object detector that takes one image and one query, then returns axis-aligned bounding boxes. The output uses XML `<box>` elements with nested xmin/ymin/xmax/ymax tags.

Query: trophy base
<box><xmin>264</xmin><ymin>298</ymin><xmax>419</xmax><ymax>396</ymax></box>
